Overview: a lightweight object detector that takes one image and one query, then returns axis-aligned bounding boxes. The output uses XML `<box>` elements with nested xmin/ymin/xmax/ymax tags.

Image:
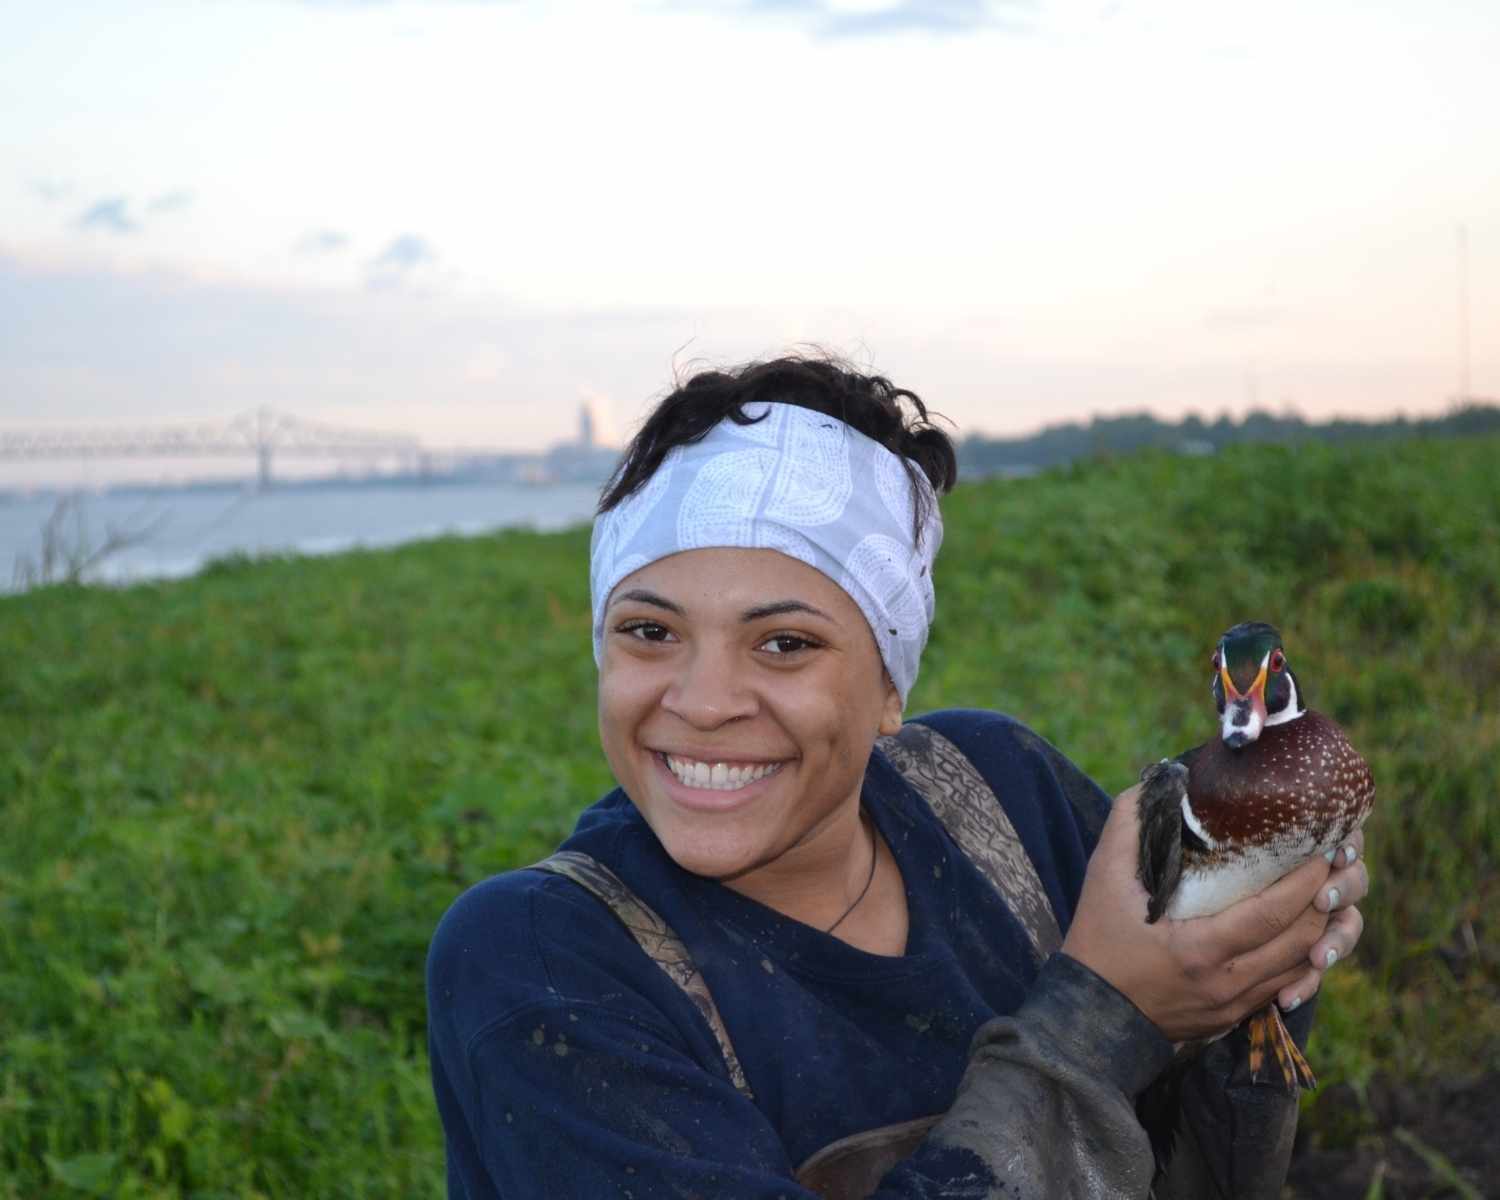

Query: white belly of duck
<box><xmin>1165</xmin><ymin>833</ymin><xmax>1325</xmax><ymax>920</ymax></box>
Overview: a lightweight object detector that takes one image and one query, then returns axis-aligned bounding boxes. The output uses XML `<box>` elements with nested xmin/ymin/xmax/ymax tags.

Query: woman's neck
<box><xmin>723</xmin><ymin>801</ymin><xmax>870</xmax><ymax>927</ymax></box>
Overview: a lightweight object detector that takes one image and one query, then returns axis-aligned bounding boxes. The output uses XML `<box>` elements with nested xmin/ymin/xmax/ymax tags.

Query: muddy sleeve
<box><xmin>1147</xmin><ymin>997</ymin><xmax>1317</xmax><ymax>1199</ymax></box>
<box><xmin>871</xmin><ymin>951</ymin><xmax>1176</xmax><ymax>1200</ymax></box>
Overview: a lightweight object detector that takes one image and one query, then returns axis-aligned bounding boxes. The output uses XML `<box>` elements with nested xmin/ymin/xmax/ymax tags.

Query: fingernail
<box><xmin>1324</xmin><ymin>948</ymin><xmax>1339</xmax><ymax>968</ymax></box>
<box><xmin>1342</xmin><ymin>844</ymin><xmax>1358</xmax><ymax>866</ymax></box>
<box><xmin>1323</xmin><ymin>848</ymin><xmax>1337</xmax><ymax>863</ymax></box>
<box><xmin>1284</xmin><ymin>995</ymin><xmax>1301</xmax><ymax>1012</ymax></box>
<box><xmin>1325</xmin><ymin>887</ymin><xmax>1340</xmax><ymax>910</ymax></box>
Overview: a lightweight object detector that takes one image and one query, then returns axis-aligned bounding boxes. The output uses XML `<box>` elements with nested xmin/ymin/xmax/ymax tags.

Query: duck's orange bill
<box><xmin>1221</xmin><ymin>661</ymin><xmax>1269</xmax><ymax>705</ymax></box>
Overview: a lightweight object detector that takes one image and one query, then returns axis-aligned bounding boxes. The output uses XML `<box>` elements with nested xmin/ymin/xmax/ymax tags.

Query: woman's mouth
<box><xmin>658</xmin><ymin>752</ymin><xmax>786</xmax><ymax>792</ymax></box>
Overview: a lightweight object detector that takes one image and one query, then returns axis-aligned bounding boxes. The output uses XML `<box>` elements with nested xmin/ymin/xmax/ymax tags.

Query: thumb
<box><xmin>1099</xmin><ymin>783</ymin><xmax>1143</xmax><ymax>848</ymax></box>
<box><xmin>1082</xmin><ymin>784</ymin><xmax>1146</xmax><ymax>889</ymax></box>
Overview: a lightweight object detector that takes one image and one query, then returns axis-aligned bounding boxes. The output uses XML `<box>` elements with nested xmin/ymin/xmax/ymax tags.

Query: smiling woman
<box><xmin>599</xmin><ymin>547</ymin><xmax>909</xmax><ymax>953</ymax></box>
<box><xmin>424</xmin><ymin>356</ymin><xmax>1370</xmax><ymax>1200</ymax></box>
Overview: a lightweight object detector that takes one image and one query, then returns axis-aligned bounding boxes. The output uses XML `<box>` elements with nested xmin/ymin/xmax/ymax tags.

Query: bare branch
<box><xmin>11</xmin><ymin>492</ymin><xmax>171</xmax><ymax>588</ymax></box>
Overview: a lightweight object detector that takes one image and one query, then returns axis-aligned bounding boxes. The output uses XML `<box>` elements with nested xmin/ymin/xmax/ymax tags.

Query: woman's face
<box><xmin>597</xmin><ymin>547</ymin><xmax>903</xmax><ymax>886</ymax></box>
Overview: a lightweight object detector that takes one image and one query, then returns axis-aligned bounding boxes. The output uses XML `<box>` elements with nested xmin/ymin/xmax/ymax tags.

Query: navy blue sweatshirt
<box><xmin>426</xmin><ymin>710</ymin><xmax>1301</xmax><ymax>1198</ymax></box>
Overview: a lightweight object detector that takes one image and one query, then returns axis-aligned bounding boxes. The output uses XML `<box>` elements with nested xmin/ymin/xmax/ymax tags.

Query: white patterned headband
<box><xmin>589</xmin><ymin>401</ymin><xmax>943</xmax><ymax>703</ymax></box>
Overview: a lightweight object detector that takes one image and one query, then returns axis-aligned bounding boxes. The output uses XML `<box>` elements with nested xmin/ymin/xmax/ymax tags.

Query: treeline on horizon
<box><xmin>956</xmin><ymin>399</ymin><xmax>1500</xmax><ymax>476</ymax></box>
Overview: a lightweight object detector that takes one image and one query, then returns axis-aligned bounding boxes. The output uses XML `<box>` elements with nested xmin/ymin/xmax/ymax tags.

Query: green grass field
<box><xmin>3</xmin><ymin>435</ymin><xmax>1497</xmax><ymax>1197</ymax></box>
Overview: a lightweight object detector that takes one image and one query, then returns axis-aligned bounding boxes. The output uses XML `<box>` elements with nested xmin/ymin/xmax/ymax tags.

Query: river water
<box><xmin>0</xmin><ymin>481</ymin><xmax>601</xmax><ymax>593</ymax></box>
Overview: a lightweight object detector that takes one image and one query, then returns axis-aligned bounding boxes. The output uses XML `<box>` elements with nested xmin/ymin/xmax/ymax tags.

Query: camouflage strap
<box><xmin>531</xmin><ymin>726</ymin><xmax>1065</xmax><ymax>1114</ymax></box>
<box><xmin>530</xmin><ymin>849</ymin><xmax>755</xmax><ymax>1101</ymax></box>
<box><xmin>876</xmin><ymin>723</ymin><xmax>1063</xmax><ymax>960</ymax></box>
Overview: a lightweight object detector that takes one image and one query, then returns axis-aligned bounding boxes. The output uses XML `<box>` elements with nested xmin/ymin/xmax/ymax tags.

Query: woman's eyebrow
<box><xmin>611</xmin><ymin>588</ymin><xmax>685</xmax><ymax>615</ymax></box>
<box><xmin>740</xmin><ymin>599</ymin><xmax>833</xmax><ymax>623</ymax></box>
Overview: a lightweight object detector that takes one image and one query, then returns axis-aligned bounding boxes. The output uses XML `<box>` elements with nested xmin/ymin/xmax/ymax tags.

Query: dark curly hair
<box><xmin>598</xmin><ymin>355</ymin><xmax>957</xmax><ymax>545</ymax></box>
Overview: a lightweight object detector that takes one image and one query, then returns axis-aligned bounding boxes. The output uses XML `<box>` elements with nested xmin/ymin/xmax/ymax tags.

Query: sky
<box><xmin>2</xmin><ymin>0</ymin><xmax>1498</xmax><ymax>485</ymax></box>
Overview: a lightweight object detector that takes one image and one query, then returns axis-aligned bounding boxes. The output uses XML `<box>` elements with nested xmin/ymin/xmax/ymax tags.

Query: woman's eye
<box><xmin>761</xmin><ymin>634</ymin><xmax>815</xmax><ymax>655</ymax></box>
<box><xmin>619</xmin><ymin>621</ymin><xmax>673</xmax><ymax>643</ymax></box>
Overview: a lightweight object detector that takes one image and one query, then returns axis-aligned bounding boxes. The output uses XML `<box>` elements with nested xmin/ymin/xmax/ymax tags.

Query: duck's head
<box><xmin>1211</xmin><ymin>621</ymin><xmax>1305</xmax><ymax>749</ymax></box>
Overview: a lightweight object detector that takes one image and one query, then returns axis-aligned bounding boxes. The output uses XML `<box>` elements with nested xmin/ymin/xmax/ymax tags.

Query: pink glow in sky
<box><xmin>2</xmin><ymin>0</ymin><xmax>1497</xmax><ymax>484</ymax></box>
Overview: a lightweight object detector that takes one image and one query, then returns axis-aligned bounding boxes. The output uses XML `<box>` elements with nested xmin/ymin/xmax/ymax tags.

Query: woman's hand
<box><xmin>1060</xmin><ymin>785</ymin><xmax>1349</xmax><ymax>1043</ymax></box>
<box><xmin>1275</xmin><ymin>828</ymin><xmax>1369</xmax><ymax>1011</ymax></box>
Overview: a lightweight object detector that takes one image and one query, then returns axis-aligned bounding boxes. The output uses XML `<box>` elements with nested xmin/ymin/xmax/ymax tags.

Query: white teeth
<box><xmin>665</xmin><ymin>755</ymin><xmax>783</xmax><ymax>791</ymax></box>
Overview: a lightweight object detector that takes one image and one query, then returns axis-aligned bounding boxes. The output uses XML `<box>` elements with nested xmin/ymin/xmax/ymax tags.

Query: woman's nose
<box><xmin>661</xmin><ymin>644</ymin><xmax>757</xmax><ymax>728</ymax></box>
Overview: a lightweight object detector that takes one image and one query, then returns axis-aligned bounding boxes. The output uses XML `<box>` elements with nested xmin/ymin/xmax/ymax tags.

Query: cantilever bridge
<box><xmin>0</xmin><ymin>409</ymin><xmax>424</xmax><ymax>488</ymax></box>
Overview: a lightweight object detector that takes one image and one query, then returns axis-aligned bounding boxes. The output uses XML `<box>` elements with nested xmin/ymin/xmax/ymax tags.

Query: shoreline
<box><xmin>0</xmin><ymin>478</ymin><xmax>601</xmax><ymax>596</ymax></box>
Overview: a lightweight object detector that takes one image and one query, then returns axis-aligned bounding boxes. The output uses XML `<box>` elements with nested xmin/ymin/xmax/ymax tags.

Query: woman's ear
<box><xmin>878</xmin><ymin>676</ymin><xmax>903</xmax><ymax>736</ymax></box>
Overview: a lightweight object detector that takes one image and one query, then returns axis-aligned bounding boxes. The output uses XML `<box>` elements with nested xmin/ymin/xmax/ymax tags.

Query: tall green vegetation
<box><xmin>2</xmin><ymin>435</ymin><xmax>1495</xmax><ymax>1197</ymax></box>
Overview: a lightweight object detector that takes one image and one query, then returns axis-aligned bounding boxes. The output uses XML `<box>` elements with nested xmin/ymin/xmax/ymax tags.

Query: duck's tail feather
<box><xmin>1244</xmin><ymin>1003</ymin><xmax>1317</xmax><ymax>1092</ymax></box>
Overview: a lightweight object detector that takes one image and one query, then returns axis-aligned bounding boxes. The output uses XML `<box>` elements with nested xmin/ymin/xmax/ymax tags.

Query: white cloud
<box><xmin>75</xmin><ymin>197</ymin><xmax>139</xmax><ymax>235</ymax></box>
<box><xmin>145</xmin><ymin>189</ymin><xmax>193</xmax><ymax>215</ymax></box>
<box><xmin>461</xmin><ymin>343</ymin><xmax>511</xmax><ymax>384</ymax></box>
<box><xmin>295</xmin><ymin>229</ymin><xmax>351</xmax><ymax>255</ymax></box>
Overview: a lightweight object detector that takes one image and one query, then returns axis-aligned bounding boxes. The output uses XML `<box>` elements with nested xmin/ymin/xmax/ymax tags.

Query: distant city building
<box><xmin>412</xmin><ymin>397</ymin><xmax>621</xmax><ymax>487</ymax></box>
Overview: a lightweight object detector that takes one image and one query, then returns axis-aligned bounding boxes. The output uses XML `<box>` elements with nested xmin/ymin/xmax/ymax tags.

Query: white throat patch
<box><xmin>1264</xmin><ymin>671</ymin><xmax>1304</xmax><ymax>727</ymax></box>
<box><xmin>1181</xmin><ymin>792</ymin><xmax>1218</xmax><ymax>849</ymax></box>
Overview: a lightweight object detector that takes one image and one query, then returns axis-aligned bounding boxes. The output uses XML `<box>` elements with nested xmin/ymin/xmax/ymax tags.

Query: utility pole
<box><xmin>1457</xmin><ymin>222</ymin><xmax>1471</xmax><ymax>406</ymax></box>
<box><xmin>256</xmin><ymin>406</ymin><xmax>275</xmax><ymax>490</ymax></box>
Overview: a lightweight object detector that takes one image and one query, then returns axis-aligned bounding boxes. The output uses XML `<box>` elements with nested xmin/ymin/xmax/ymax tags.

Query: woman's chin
<box><xmin>655</xmin><ymin>827</ymin><xmax>765</xmax><ymax>882</ymax></box>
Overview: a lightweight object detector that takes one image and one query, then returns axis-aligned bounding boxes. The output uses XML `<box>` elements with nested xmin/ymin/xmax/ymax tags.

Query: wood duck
<box><xmin>1136</xmin><ymin>621</ymin><xmax>1375</xmax><ymax>1090</ymax></box>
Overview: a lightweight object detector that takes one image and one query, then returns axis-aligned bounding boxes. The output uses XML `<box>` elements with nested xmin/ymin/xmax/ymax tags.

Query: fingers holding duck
<box><xmin>1277</xmin><ymin>829</ymin><xmax>1370</xmax><ymax>1014</ymax></box>
<box><xmin>1317</xmin><ymin>828</ymin><xmax>1368</xmax><ymax>913</ymax></box>
<box><xmin>1267</xmin><ymin>832</ymin><xmax>1369</xmax><ymax>1012</ymax></box>
<box><xmin>1276</xmin><ymin>904</ymin><xmax>1365</xmax><ymax>1012</ymax></box>
<box><xmin>1316</xmin><ymin>902</ymin><xmax>1365</xmax><ymax>965</ymax></box>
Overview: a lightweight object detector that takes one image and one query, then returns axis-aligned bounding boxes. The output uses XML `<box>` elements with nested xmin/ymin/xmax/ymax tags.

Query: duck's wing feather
<box><xmin>1137</xmin><ymin>756</ymin><xmax>1193</xmax><ymax>924</ymax></box>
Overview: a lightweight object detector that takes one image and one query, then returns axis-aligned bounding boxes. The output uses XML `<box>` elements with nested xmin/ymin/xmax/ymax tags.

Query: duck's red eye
<box><xmin>1270</xmin><ymin>649</ymin><xmax>1286</xmax><ymax>673</ymax></box>
<box><xmin>1211</xmin><ymin>650</ymin><xmax>1222</xmax><ymax>672</ymax></box>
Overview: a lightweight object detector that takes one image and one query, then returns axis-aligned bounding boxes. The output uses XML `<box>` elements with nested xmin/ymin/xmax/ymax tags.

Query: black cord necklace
<box><xmin>825</xmin><ymin>810</ymin><xmax>878</xmax><ymax>936</ymax></box>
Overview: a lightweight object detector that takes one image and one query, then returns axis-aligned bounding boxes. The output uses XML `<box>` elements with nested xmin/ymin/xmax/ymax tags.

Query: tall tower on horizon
<box><xmin>576</xmin><ymin>394</ymin><xmax>618</xmax><ymax>448</ymax></box>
